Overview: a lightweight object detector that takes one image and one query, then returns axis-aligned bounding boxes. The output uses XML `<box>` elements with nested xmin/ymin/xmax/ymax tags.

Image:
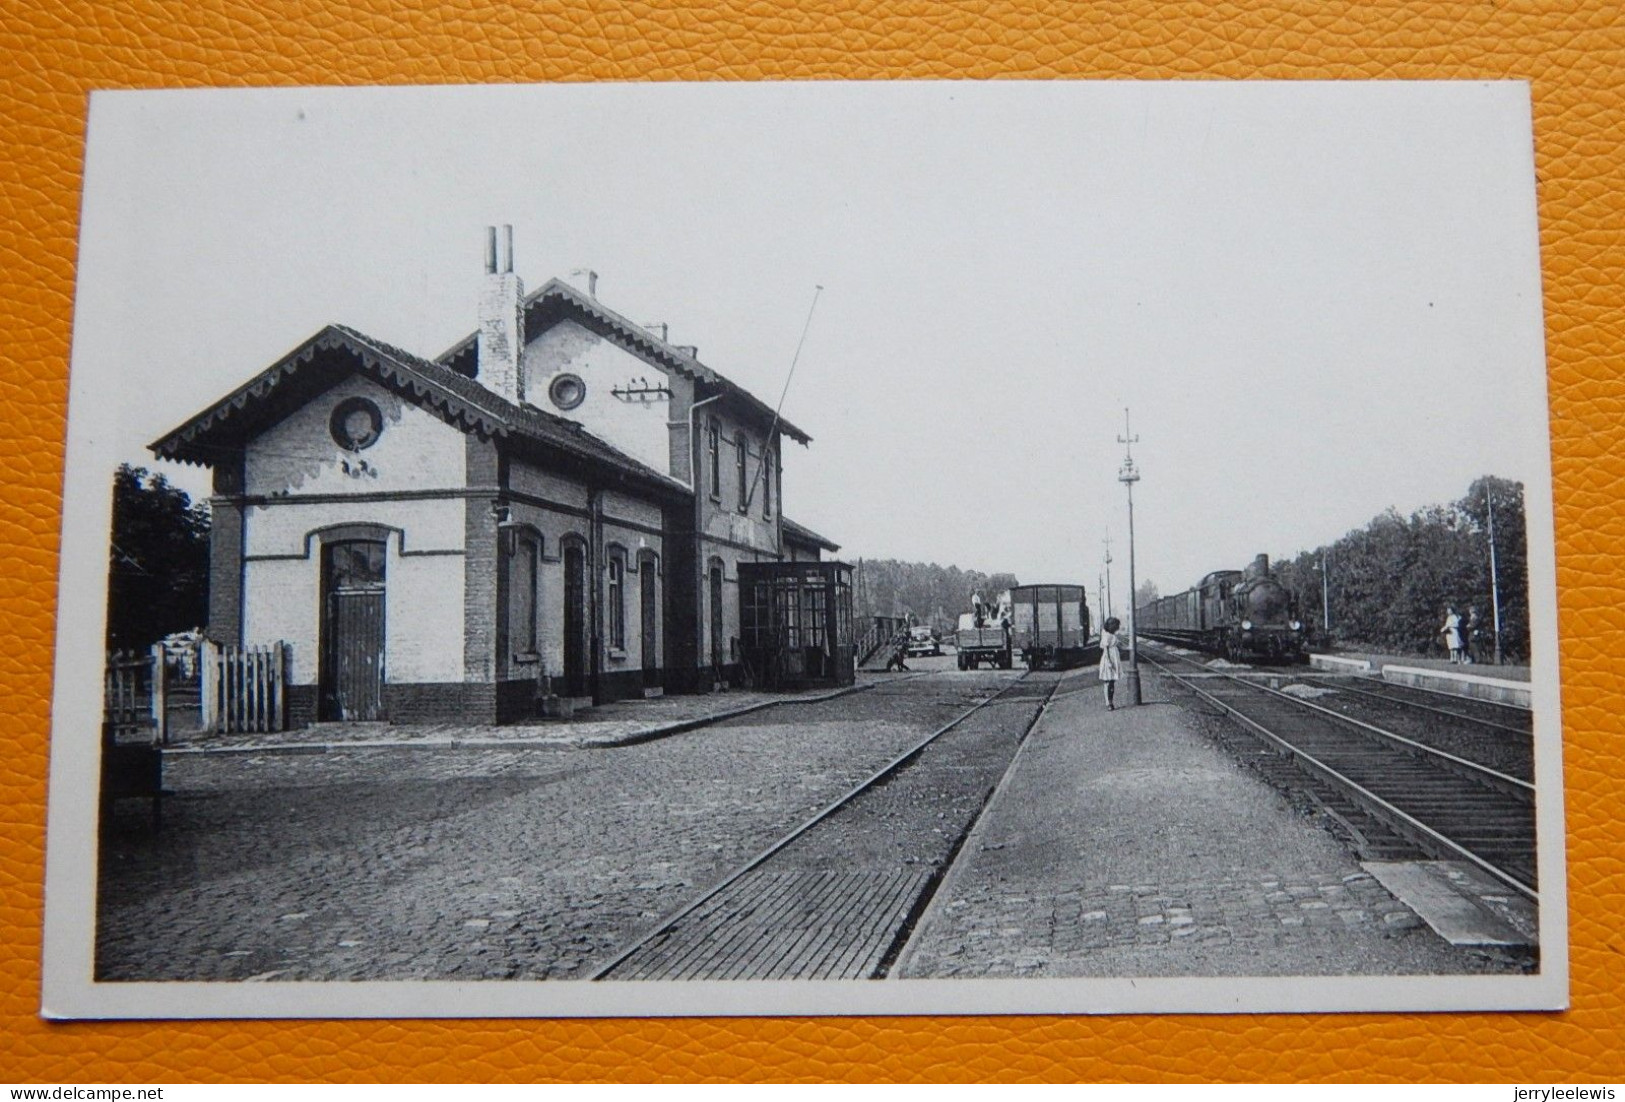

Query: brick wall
<box><xmin>463</xmin><ymin>437</ymin><xmax>501</xmax><ymax>683</ymax></box>
<box><xmin>383</xmin><ymin>682</ymin><xmax>495</xmax><ymax>725</ymax></box>
<box><xmin>207</xmin><ymin>498</ymin><xmax>244</xmax><ymax>645</ymax></box>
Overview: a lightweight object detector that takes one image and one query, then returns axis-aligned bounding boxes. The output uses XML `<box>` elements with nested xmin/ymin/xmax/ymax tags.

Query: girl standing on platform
<box><xmin>1099</xmin><ymin>616</ymin><xmax>1123</xmax><ymax>710</ymax></box>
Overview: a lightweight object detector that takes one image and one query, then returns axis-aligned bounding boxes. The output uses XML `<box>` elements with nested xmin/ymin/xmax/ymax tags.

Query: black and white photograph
<box><xmin>43</xmin><ymin>80</ymin><xmax>1564</xmax><ymax>1018</ymax></box>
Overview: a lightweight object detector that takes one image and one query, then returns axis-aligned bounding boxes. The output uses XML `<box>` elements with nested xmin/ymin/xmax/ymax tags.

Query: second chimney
<box><xmin>477</xmin><ymin>225</ymin><xmax>524</xmax><ymax>403</ymax></box>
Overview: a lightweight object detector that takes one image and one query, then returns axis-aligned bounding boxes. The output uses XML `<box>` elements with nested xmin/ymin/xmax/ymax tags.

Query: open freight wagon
<box><xmin>1008</xmin><ymin>583</ymin><xmax>1095</xmax><ymax>670</ymax></box>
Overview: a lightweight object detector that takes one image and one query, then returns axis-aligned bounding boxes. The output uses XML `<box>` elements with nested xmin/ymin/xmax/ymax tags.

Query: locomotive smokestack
<box><xmin>1246</xmin><ymin>553</ymin><xmax>1270</xmax><ymax>580</ymax></box>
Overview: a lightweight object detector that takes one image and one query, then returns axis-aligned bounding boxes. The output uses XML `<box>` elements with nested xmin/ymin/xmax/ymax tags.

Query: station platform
<box><xmin>897</xmin><ymin>667</ymin><xmax>1522</xmax><ymax>979</ymax></box>
<box><xmin>1308</xmin><ymin>650</ymin><xmax>1531</xmax><ymax>708</ymax></box>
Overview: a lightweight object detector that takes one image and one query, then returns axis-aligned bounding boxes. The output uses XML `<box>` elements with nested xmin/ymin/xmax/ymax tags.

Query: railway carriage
<box><xmin>1137</xmin><ymin>554</ymin><xmax>1307</xmax><ymax>663</ymax></box>
<box><xmin>1008</xmin><ymin>583</ymin><xmax>1093</xmax><ymax>670</ymax></box>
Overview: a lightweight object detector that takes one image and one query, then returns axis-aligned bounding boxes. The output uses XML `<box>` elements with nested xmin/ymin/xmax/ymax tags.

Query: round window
<box><xmin>329</xmin><ymin>397</ymin><xmax>384</xmax><ymax>451</ymax></box>
<box><xmin>549</xmin><ymin>373</ymin><xmax>587</xmax><ymax>411</ymax></box>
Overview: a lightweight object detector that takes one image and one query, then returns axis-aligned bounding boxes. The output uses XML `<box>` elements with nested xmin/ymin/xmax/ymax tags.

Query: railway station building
<box><xmin>152</xmin><ymin>227</ymin><xmax>846</xmax><ymax>725</ymax></box>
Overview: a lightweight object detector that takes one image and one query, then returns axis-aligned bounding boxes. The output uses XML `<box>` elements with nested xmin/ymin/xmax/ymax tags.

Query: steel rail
<box><xmin>879</xmin><ymin>672</ymin><xmax>1065</xmax><ymax>980</ymax></box>
<box><xmin>588</xmin><ymin>671</ymin><xmax>1039</xmax><ymax>980</ymax></box>
<box><xmin>1145</xmin><ymin>654</ymin><xmax>1537</xmax><ymax>902</ymax></box>
<box><xmin>1300</xmin><ymin>675</ymin><xmax>1532</xmax><ymax>737</ymax></box>
<box><xmin>1244</xmin><ymin>676</ymin><xmax>1533</xmax><ymax>798</ymax></box>
<box><xmin>1147</xmin><ymin>645</ymin><xmax>1531</xmax><ymax>796</ymax></box>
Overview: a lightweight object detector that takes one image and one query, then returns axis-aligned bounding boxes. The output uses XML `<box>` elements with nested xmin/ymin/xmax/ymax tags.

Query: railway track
<box><xmin>590</xmin><ymin>671</ymin><xmax>1062</xmax><ymax>981</ymax></box>
<box><xmin>1142</xmin><ymin>644</ymin><xmax>1537</xmax><ymax>903</ymax></box>
<box><xmin>1301</xmin><ymin>675</ymin><xmax>1531</xmax><ymax>732</ymax></box>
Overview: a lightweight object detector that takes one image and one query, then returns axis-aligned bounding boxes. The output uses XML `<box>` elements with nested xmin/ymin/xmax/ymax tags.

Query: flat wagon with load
<box><xmin>955</xmin><ymin>611</ymin><xmax>1012</xmax><ymax>669</ymax></box>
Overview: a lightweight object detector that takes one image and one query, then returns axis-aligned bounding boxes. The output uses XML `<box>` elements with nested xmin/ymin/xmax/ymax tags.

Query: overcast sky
<box><xmin>69</xmin><ymin>80</ymin><xmax>1550</xmax><ymax>600</ymax></box>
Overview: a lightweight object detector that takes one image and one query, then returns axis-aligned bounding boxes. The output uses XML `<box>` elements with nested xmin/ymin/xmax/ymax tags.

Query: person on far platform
<box><xmin>1441</xmin><ymin>606</ymin><xmax>1464</xmax><ymax>664</ymax></box>
<box><xmin>1099</xmin><ymin>616</ymin><xmax>1123</xmax><ymax>710</ymax></box>
<box><xmin>1464</xmin><ymin>605</ymin><xmax>1482</xmax><ymax>665</ymax></box>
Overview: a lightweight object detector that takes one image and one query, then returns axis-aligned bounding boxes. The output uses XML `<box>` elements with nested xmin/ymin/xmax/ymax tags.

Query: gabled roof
<box><xmin>150</xmin><ymin>324</ymin><xmax>690</xmax><ymax>500</ymax></box>
<box><xmin>436</xmin><ymin>277</ymin><xmax>811</xmax><ymax>445</ymax></box>
<box><xmin>782</xmin><ymin>516</ymin><xmax>840</xmax><ymax>553</ymax></box>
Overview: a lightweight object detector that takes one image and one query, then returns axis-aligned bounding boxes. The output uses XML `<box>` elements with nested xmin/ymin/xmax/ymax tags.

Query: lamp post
<box><xmin>1117</xmin><ymin>409</ymin><xmax>1143</xmax><ymax>706</ymax></box>
<box><xmin>1487</xmin><ymin>482</ymin><xmax>1503</xmax><ymax>666</ymax></box>
<box><xmin>1102</xmin><ymin>530</ymin><xmax>1114</xmax><ymax>621</ymax></box>
<box><xmin>1319</xmin><ymin>552</ymin><xmax>1331</xmax><ymax>633</ymax></box>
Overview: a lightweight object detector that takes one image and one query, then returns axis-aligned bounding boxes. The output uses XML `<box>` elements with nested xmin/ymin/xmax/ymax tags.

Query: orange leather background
<box><xmin>3</xmin><ymin>0</ymin><xmax>1621</xmax><ymax>1084</ymax></box>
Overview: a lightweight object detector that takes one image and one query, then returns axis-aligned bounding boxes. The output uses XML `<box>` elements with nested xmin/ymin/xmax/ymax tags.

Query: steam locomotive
<box><xmin>1135</xmin><ymin>554</ymin><xmax>1307</xmax><ymax>663</ymax></box>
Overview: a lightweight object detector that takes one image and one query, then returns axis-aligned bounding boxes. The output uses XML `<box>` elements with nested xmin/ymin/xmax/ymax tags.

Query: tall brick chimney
<box><xmin>478</xmin><ymin>225</ymin><xmax>524</xmax><ymax>403</ymax></box>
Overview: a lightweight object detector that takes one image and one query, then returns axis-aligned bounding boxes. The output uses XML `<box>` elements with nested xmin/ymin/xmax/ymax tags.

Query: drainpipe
<box><xmin>688</xmin><ymin>393</ymin><xmax>724</xmax><ymax>686</ymax></box>
<box><xmin>589</xmin><ymin>487</ymin><xmax>603</xmax><ymax>706</ymax></box>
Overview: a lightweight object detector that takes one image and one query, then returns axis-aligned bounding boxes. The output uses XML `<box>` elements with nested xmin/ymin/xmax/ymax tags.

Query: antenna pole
<box><xmin>746</xmin><ymin>285</ymin><xmax>823</xmax><ymax>511</ymax></box>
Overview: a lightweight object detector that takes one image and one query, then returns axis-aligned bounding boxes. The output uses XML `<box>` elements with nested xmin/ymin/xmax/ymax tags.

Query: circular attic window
<box><xmin>330</xmin><ymin>397</ymin><xmax>384</xmax><ymax>452</ymax></box>
<box><xmin>549</xmin><ymin>373</ymin><xmax>587</xmax><ymax>411</ymax></box>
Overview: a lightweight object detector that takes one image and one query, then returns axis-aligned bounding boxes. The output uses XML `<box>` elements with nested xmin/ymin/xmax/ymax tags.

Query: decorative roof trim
<box><xmin>150</xmin><ymin>326</ymin><xmax>510</xmax><ymax>465</ymax></box>
<box><xmin>149</xmin><ymin>325</ymin><xmax>693</xmax><ymax>501</ymax></box>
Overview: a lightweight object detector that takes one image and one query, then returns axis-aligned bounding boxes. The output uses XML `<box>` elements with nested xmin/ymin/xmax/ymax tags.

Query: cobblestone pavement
<box><xmin>899</xmin><ymin>671</ymin><xmax>1525</xmax><ymax>978</ymax></box>
<box><xmin>96</xmin><ymin>668</ymin><xmax>1015</xmax><ymax>981</ymax></box>
<box><xmin>164</xmin><ymin>673</ymin><xmax>910</xmax><ymax>753</ymax></box>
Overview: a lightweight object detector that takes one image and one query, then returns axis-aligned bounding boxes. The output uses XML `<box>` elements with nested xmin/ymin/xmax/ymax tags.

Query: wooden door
<box><xmin>563</xmin><ymin>543</ymin><xmax>587</xmax><ymax>697</ymax></box>
<box><xmin>709</xmin><ymin>564</ymin><xmax>724</xmax><ymax>669</ymax></box>
<box><xmin>640</xmin><ymin>562</ymin><xmax>659</xmax><ymax>688</ymax></box>
<box><xmin>320</xmin><ymin>539</ymin><xmax>386</xmax><ymax>721</ymax></box>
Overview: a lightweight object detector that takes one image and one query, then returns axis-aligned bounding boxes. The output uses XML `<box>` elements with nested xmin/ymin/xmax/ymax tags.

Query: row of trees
<box><xmin>852</xmin><ymin>559</ymin><xmax>1020</xmax><ymax>632</ymax></box>
<box><xmin>1268</xmin><ymin>476</ymin><xmax>1528</xmax><ymax>662</ymax></box>
<box><xmin>107</xmin><ymin>464</ymin><xmax>211</xmax><ymax>651</ymax></box>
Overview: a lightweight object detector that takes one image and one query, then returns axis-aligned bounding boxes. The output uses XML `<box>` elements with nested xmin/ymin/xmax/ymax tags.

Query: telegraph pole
<box><xmin>1117</xmin><ymin>409</ymin><xmax>1143</xmax><ymax>706</ymax></box>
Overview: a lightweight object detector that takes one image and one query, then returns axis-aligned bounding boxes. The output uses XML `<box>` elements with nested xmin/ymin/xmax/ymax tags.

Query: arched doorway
<box><xmin>640</xmin><ymin>552</ymin><xmax>660</xmax><ymax>690</ymax></box>
<box><xmin>709</xmin><ymin>560</ymin><xmax>725</xmax><ymax>673</ymax></box>
<box><xmin>320</xmin><ymin>537</ymin><xmax>387</xmax><ymax>721</ymax></box>
<box><xmin>562</xmin><ymin>541</ymin><xmax>588</xmax><ymax>697</ymax></box>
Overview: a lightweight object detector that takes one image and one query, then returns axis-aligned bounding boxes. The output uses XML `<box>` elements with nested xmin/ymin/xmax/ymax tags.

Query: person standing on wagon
<box><xmin>1099</xmin><ymin>616</ymin><xmax>1124</xmax><ymax>710</ymax></box>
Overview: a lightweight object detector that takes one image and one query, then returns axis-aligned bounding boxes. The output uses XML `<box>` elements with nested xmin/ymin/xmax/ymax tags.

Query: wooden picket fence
<box><xmin>200</xmin><ymin>640</ymin><xmax>288</xmax><ymax>735</ymax></box>
<box><xmin>104</xmin><ymin>644</ymin><xmax>167</xmax><ymax>745</ymax></box>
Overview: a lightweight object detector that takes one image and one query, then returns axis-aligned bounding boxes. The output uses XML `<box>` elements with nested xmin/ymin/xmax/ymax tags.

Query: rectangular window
<box><xmin>736</xmin><ymin>436</ymin><xmax>748</xmax><ymax>513</ymax></box>
<box><xmin>708</xmin><ymin>422</ymin><xmax>720</xmax><ymax>500</ymax></box>
<box><xmin>608</xmin><ymin>555</ymin><xmax>626</xmax><ymax>649</ymax></box>
<box><xmin>762</xmin><ymin>448</ymin><xmax>773</xmax><ymax>518</ymax></box>
<box><xmin>742</xmin><ymin>580</ymin><xmax>768</xmax><ymax>648</ymax></box>
<box><xmin>803</xmin><ymin>586</ymin><xmax>828</xmax><ymax>649</ymax></box>
<box><xmin>775</xmin><ymin>585</ymin><xmax>800</xmax><ymax>648</ymax></box>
